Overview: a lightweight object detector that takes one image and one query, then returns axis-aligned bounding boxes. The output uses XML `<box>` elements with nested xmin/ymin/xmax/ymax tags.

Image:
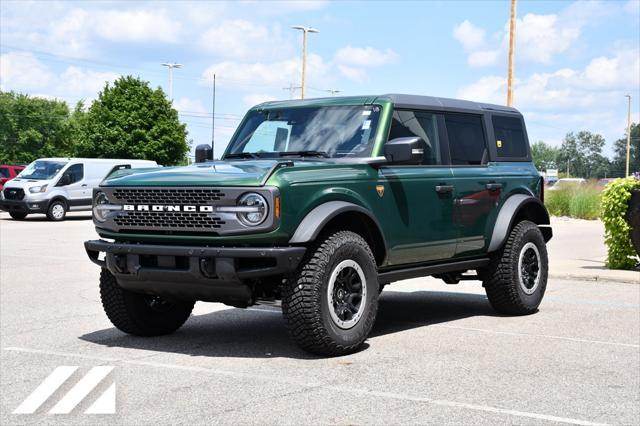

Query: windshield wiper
<box><xmin>225</xmin><ymin>152</ymin><xmax>260</xmax><ymax>159</ymax></box>
<box><xmin>277</xmin><ymin>151</ymin><xmax>330</xmax><ymax>158</ymax></box>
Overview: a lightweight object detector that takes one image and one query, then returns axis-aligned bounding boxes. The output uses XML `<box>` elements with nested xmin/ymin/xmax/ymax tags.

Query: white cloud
<box><xmin>516</xmin><ymin>13</ymin><xmax>580</xmax><ymax>64</ymax></box>
<box><xmin>337</xmin><ymin>65</ymin><xmax>368</xmax><ymax>83</ymax></box>
<box><xmin>0</xmin><ymin>52</ymin><xmax>54</xmax><ymax>90</ymax></box>
<box><xmin>199</xmin><ymin>20</ymin><xmax>290</xmax><ymax>60</ymax></box>
<box><xmin>243</xmin><ymin>94</ymin><xmax>278</xmax><ymax>106</ymax></box>
<box><xmin>453</xmin><ymin>20</ymin><xmax>486</xmax><ymax>51</ymax></box>
<box><xmin>173</xmin><ymin>97</ymin><xmax>209</xmax><ymax>114</ymax></box>
<box><xmin>93</xmin><ymin>9</ymin><xmax>182</xmax><ymax>43</ymax></box>
<box><xmin>334</xmin><ymin>45</ymin><xmax>398</xmax><ymax>67</ymax></box>
<box><xmin>468</xmin><ymin>50</ymin><xmax>500</xmax><ymax>67</ymax></box>
<box><xmin>58</xmin><ymin>66</ymin><xmax>119</xmax><ymax>96</ymax></box>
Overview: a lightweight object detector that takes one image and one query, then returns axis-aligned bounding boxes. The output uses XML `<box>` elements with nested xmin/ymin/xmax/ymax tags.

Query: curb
<box><xmin>549</xmin><ymin>273</ymin><xmax>639</xmax><ymax>284</ymax></box>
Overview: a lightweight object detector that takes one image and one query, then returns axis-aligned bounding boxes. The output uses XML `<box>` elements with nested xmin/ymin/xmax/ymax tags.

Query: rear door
<box><xmin>444</xmin><ymin>113</ymin><xmax>499</xmax><ymax>257</ymax></box>
<box><xmin>378</xmin><ymin>109</ymin><xmax>457</xmax><ymax>265</ymax></box>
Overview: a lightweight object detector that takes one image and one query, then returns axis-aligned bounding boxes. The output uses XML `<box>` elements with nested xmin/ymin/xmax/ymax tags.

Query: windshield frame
<box><xmin>18</xmin><ymin>160</ymin><xmax>68</xmax><ymax>180</ymax></box>
<box><xmin>223</xmin><ymin>103</ymin><xmax>388</xmax><ymax>161</ymax></box>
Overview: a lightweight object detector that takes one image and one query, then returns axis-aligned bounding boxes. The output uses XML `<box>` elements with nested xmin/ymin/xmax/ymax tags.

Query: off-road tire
<box><xmin>282</xmin><ymin>231</ymin><xmax>379</xmax><ymax>356</ymax></box>
<box><xmin>483</xmin><ymin>220</ymin><xmax>548</xmax><ymax>315</ymax></box>
<box><xmin>9</xmin><ymin>212</ymin><xmax>27</xmax><ymax>220</ymax></box>
<box><xmin>46</xmin><ymin>200</ymin><xmax>66</xmax><ymax>221</ymax></box>
<box><xmin>99</xmin><ymin>269</ymin><xmax>194</xmax><ymax>336</ymax></box>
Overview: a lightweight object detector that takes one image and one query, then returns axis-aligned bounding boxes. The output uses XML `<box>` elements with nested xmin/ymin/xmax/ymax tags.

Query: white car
<box><xmin>0</xmin><ymin>158</ymin><xmax>158</xmax><ymax>220</ymax></box>
<box><xmin>547</xmin><ymin>177</ymin><xmax>587</xmax><ymax>191</ymax></box>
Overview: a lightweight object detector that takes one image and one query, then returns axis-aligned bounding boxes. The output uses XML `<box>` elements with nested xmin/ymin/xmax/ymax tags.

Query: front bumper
<box><xmin>0</xmin><ymin>199</ymin><xmax>47</xmax><ymax>214</ymax></box>
<box><xmin>84</xmin><ymin>240</ymin><xmax>306</xmax><ymax>305</ymax></box>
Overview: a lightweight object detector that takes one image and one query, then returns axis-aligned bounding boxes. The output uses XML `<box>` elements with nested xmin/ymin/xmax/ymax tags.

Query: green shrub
<box><xmin>545</xmin><ymin>185</ymin><xmax>601</xmax><ymax>219</ymax></box>
<box><xmin>601</xmin><ymin>177</ymin><xmax>640</xmax><ymax>270</ymax></box>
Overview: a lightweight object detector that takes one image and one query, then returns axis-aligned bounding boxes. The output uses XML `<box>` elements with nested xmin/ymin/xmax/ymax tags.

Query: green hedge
<box><xmin>601</xmin><ymin>177</ymin><xmax>640</xmax><ymax>270</ymax></box>
<box><xmin>545</xmin><ymin>186</ymin><xmax>601</xmax><ymax>220</ymax></box>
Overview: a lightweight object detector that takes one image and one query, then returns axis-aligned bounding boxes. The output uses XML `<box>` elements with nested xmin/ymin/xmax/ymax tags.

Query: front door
<box><xmin>378</xmin><ymin>110</ymin><xmax>457</xmax><ymax>265</ymax></box>
<box><xmin>58</xmin><ymin>164</ymin><xmax>90</xmax><ymax>206</ymax></box>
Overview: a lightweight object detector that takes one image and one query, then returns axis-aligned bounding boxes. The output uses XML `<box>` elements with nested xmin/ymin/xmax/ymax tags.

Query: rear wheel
<box><xmin>9</xmin><ymin>212</ymin><xmax>27</xmax><ymax>220</ymax></box>
<box><xmin>282</xmin><ymin>231</ymin><xmax>379</xmax><ymax>356</ymax></box>
<box><xmin>99</xmin><ymin>269</ymin><xmax>194</xmax><ymax>336</ymax></box>
<box><xmin>483</xmin><ymin>220</ymin><xmax>548</xmax><ymax>315</ymax></box>
<box><xmin>47</xmin><ymin>200</ymin><xmax>66</xmax><ymax>221</ymax></box>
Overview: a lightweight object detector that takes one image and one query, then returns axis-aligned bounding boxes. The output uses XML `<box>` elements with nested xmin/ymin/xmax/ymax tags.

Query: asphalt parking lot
<box><xmin>1</xmin><ymin>212</ymin><xmax>639</xmax><ymax>425</ymax></box>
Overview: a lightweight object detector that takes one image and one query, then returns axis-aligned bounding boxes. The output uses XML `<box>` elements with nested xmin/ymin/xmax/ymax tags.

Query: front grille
<box><xmin>113</xmin><ymin>188</ymin><xmax>225</xmax><ymax>204</ymax></box>
<box><xmin>3</xmin><ymin>188</ymin><xmax>24</xmax><ymax>200</ymax></box>
<box><xmin>114</xmin><ymin>211</ymin><xmax>226</xmax><ymax>231</ymax></box>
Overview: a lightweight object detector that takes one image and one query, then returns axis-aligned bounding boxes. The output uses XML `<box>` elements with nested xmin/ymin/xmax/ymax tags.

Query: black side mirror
<box><xmin>195</xmin><ymin>144</ymin><xmax>213</xmax><ymax>163</ymax></box>
<box><xmin>384</xmin><ymin>137</ymin><xmax>425</xmax><ymax>165</ymax></box>
<box><xmin>57</xmin><ymin>173</ymin><xmax>72</xmax><ymax>186</ymax></box>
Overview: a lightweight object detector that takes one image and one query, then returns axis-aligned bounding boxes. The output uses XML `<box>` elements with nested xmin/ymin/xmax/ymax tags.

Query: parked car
<box><xmin>0</xmin><ymin>165</ymin><xmax>25</xmax><ymax>191</ymax></box>
<box><xmin>84</xmin><ymin>94</ymin><xmax>552</xmax><ymax>356</ymax></box>
<box><xmin>1</xmin><ymin>158</ymin><xmax>157</xmax><ymax>221</ymax></box>
<box><xmin>547</xmin><ymin>177</ymin><xmax>586</xmax><ymax>191</ymax></box>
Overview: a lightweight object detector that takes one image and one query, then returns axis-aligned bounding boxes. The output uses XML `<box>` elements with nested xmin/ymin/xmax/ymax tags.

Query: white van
<box><xmin>0</xmin><ymin>158</ymin><xmax>158</xmax><ymax>221</ymax></box>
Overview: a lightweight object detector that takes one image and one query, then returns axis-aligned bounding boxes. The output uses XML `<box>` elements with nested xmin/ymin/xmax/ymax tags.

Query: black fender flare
<box><xmin>289</xmin><ymin>201</ymin><xmax>386</xmax><ymax>248</ymax></box>
<box><xmin>487</xmin><ymin>194</ymin><xmax>552</xmax><ymax>253</ymax></box>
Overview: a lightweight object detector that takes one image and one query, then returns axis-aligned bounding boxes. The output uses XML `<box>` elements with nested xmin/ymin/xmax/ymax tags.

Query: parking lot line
<box><xmin>3</xmin><ymin>346</ymin><xmax>608</xmax><ymax>425</ymax></box>
<box><xmin>246</xmin><ymin>308</ymin><xmax>640</xmax><ymax>348</ymax></box>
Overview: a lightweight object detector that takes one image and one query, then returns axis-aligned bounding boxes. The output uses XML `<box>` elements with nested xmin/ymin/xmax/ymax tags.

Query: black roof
<box><xmin>381</xmin><ymin>94</ymin><xmax>520</xmax><ymax>114</ymax></box>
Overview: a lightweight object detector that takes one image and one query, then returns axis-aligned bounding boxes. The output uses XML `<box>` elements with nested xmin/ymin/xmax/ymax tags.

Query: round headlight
<box><xmin>237</xmin><ymin>193</ymin><xmax>268</xmax><ymax>226</ymax></box>
<box><xmin>93</xmin><ymin>192</ymin><xmax>110</xmax><ymax>223</ymax></box>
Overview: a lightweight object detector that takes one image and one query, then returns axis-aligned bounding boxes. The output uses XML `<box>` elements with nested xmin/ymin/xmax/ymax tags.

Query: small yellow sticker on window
<box><xmin>496</xmin><ymin>140</ymin><xmax>503</xmax><ymax>148</ymax></box>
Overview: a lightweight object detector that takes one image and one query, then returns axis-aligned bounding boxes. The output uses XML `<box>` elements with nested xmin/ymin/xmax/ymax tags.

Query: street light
<box><xmin>161</xmin><ymin>62</ymin><xmax>183</xmax><ymax>100</ymax></box>
<box><xmin>291</xmin><ymin>25</ymin><xmax>319</xmax><ymax>100</ymax></box>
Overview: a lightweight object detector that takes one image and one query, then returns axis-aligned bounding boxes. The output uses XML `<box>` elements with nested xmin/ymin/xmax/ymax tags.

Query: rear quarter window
<box><xmin>492</xmin><ymin>115</ymin><xmax>528</xmax><ymax>158</ymax></box>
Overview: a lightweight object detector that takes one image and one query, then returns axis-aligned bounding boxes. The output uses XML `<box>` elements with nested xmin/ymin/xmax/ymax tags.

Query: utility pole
<box><xmin>291</xmin><ymin>26</ymin><xmax>319</xmax><ymax>100</ymax></box>
<box><xmin>283</xmin><ymin>83</ymin><xmax>301</xmax><ymax>99</ymax></box>
<box><xmin>211</xmin><ymin>74</ymin><xmax>216</xmax><ymax>157</ymax></box>
<box><xmin>326</xmin><ymin>88</ymin><xmax>341</xmax><ymax>96</ymax></box>
<box><xmin>161</xmin><ymin>62</ymin><xmax>183</xmax><ymax>100</ymax></box>
<box><xmin>625</xmin><ymin>94</ymin><xmax>632</xmax><ymax>177</ymax></box>
<box><xmin>506</xmin><ymin>0</ymin><xmax>517</xmax><ymax>106</ymax></box>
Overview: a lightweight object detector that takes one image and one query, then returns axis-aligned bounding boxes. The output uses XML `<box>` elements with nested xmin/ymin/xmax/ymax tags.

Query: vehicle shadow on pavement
<box><xmin>79</xmin><ymin>290</ymin><xmax>498</xmax><ymax>359</ymax></box>
<box><xmin>0</xmin><ymin>215</ymin><xmax>92</xmax><ymax>222</ymax></box>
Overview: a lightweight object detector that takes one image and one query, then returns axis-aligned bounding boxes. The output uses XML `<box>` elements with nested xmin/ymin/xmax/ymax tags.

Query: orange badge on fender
<box><xmin>376</xmin><ymin>185</ymin><xmax>385</xmax><ymax>197</ymax></box>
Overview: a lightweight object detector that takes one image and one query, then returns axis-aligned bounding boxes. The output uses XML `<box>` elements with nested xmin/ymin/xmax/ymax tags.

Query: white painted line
<box><xmin>246</xmin><ymin>307</ymin><xmax>639</xmax><ymax>348</ymax></box>
<box><xmin>49</xmin><ymin>366</ymin><xmax>114</xmax><ymax>414</ymax></box>
<box><xmin>13</xmin><ymin>366</ymin><xmax>78</xmax><ymax>414</ymax></box>
<box><xmin>84</xmin><ymin>383</ymin><xmax>116</xmax><ymax>414</ymax></box>
<box><xmin>3</xmin><ymin>346</ymin><xmax>607</xmax><ymax>425</ymax></box>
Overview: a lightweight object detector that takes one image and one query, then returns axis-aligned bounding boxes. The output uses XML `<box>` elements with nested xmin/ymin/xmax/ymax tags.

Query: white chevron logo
<box><xmin>13</xmin><ymin>366</ymin><xmax>116</xmax><ymax>414</ymax></box>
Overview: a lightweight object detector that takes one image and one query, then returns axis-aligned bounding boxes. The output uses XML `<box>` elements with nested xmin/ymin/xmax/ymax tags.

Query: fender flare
<box><xmin>289</xmin><ymin>201</ymin><xmax>386</xmax><ymax>248</ymax></box>
<box><xmin>487</xmin><ymin>194</ymin><xmax>552</xmax><ymax>253</ymax></box>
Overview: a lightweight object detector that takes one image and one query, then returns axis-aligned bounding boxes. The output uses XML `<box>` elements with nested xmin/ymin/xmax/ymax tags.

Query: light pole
<box><xmin>506</xmin><ymin>0</ymin><xmax>517</xmax><ymax>106</ymax></box>
<box><xmin>291</xmin><ymin>25</ymin><xmax>319</xmax><ymax>100</ymax></box>
<box><xmin>161</xmin><ymin>62</ymin><xmax>183</xmax><ymax>100</ymax></box>
<box><xmin>625</xmin><ymin>94</ymin><xmax>632</xmax><ymax>177</ymax></box>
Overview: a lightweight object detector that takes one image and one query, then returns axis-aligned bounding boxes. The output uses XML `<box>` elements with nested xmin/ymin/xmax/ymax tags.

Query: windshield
<box><xmin>0</xmin><ymin>167</ymin><xmax>8</xmax><ymax>178</ymax></box>
<box><xmin>18</xmin><ymin>160</ymin><xmax>67</xmax><ymax>180</ymax></box>
<box><xmin>225</xmin><ymin>105</ymin><xmax>381</xmax><ymax>159</ymax></box>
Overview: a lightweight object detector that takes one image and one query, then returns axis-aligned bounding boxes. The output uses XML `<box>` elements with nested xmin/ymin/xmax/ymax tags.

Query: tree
<box><xmin>611</xmin><ymin>123</ymin><xmax>639</xmax><ymax>177</ymax></box>
<box><xmin>530</xmin><ymin>141</ymin><xmax>559</xmax><ymax>171</ymax></box>
<box><xmin>557</xmin><ymin>131</ymin><xmax>608</xmax><ymax>178</ymax></box>
<box><xmin>76</xmin><ymin>76</ymin><xmax>189</xmax><ymax>165</ymax></box>
<box><xmin>0</xmin><ymin>91</ymin><xmax>79</xmax><ymax>164</ymax></box>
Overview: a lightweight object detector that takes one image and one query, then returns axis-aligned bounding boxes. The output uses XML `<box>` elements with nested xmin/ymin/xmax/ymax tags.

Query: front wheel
<box><xmin>99</xmin><ymin>269</ymin><xmax>194</xmax><ymax>336</ymax></box>
<box><xmin>482</xmin><ymin>220</ymin><xmax>548</xmax><ymax>315</ymax></box>
<box><xmin>47</xmin><ymin>200</ymin><xmax>66</xmax><ymax>221</ymax></box>
<box><xmin>282</xmin><ymin>231</ymin><xmax>379</xmax><ymax>356</ymax></box>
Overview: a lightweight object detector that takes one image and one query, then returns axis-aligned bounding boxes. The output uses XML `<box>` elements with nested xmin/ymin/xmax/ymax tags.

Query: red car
<box><xmin>0</xmin><ymin>165</ymin><xmax>25</xmax><ymax>191</ymax></box>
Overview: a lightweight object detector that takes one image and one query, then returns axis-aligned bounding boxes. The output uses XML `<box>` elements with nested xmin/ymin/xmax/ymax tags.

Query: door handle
<box><xmin>81</xmin><ymin>184</ymin><xmax>88</xmax><ymax>187</ymax></box>
<box><xmin>485</xmin><ymin>183</ymin><xmax>503</xmax><ymax>191</ymax></box>
<box><xmin>435</xmin><ymin>184</ymin><xmax>454</xmax><ymax>194</ymax></box>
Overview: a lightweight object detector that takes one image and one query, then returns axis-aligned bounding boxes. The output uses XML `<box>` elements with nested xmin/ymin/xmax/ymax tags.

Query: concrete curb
<box><xmin>549</xmin><ymin>273</ymin><xmax>639</xmax><ymax>284</ymax></box>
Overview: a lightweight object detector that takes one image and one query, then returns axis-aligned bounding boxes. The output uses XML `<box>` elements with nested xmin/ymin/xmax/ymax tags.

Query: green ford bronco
<box><xmin>85</xmin><ymin>94</ymin><xmax>552</xmax><ymax>356</ymax></box>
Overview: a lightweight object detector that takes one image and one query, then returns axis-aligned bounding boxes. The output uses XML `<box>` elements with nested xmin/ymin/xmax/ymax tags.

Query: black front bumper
<box><xmin>84</xmin><ymin>240</ymin><xmax>306</xmax><ymax>305</ymax></box>
<box><xmin>0</xmin><ymin>199</ymin><xmax>47</xmax><ymax>214</ymax></box>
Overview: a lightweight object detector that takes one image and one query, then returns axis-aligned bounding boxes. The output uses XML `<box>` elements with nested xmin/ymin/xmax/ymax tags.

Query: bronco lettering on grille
<box><xmin>122</xmin><ymin>205</ymin><xmax>215</xmax><ymax>213</ymax></box>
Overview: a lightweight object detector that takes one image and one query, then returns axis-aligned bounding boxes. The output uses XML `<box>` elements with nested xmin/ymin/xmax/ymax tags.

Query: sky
<box><xmin>1</xmin><ymin>0</ymin><xmax>639</xmax><ymax>159</ymax></box>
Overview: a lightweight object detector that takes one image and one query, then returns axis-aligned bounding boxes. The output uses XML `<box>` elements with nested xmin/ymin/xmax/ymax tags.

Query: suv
<box><xmin>85</xmin><ymin>94</ymin><xmax>552</xmax><ymax>356</ymax></box>
<box><xmin>0</xmin><ymin>164</ymin><xmax>25</xmax><ymax>191</ymax></box>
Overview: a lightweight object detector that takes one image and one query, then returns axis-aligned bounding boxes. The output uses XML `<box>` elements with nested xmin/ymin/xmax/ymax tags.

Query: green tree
<box><xmin>76</xmin><ymin>76</ymin><xmax>188</xmax><ymax>165</ymax></box>
<box><xmin>530</xmin><ymin>141</ymin><xmax>559</xmax><ymax>171</ymax></box>
<box><xmin>0</xmin><ymin>91</ymin><xmax>79</xmax><ymax>164</ymax></box>
<box><xmin>557</xmin><ymin>131</ymin><xmax>608</xmax><ymax>178</ymax></box>
<box><xmin>611</xmin><ymin>123</ymin><xmax>639</xmax><ymax>177</ymax></box>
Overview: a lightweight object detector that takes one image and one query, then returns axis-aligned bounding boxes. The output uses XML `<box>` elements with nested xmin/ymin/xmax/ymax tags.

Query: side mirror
<box><xmin>195</xmin><ymin>144</ymin><xmax>213</xmax><ymax>163</ymax></box>
<box><xmin>58</xmin><ymin>174</ymin><xmax>72</xmax><ymax>186</ymax></box>
<box><xmin>384</xmin><ymin>137</ymin><xmax>425</xmax><ymax>165</ymax></box>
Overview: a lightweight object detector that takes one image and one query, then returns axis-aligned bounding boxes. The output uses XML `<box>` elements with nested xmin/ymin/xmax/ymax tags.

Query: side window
<box><xmin>445</xmin><ymin>114</ymin><xmax>487</xmax><ymax>165</ymax></box>
<box><xmin>388</xmin><ymin>110</ymin><xmax>442</xmax><ymax>165</ymax></box>
<box><xmin>0</xmin><ymin>167</ymin><xmax>8</xmax><ymax>178</ymax></box>
<box><xmin>64</xmin><ymin>164</ymin><xmax>84</xmax><ymax>184</ymax></box>
<box><xmin>492</xmin><ymin>115</ymin><xmax>527</xmax><ymax>158</ymax></box>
